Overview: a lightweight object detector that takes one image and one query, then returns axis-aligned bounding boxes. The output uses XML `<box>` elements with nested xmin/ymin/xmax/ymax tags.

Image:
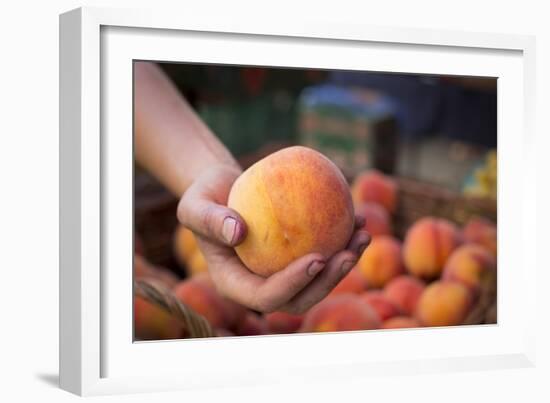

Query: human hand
<box><xmin>177</xmin><ymin>164</ymin><xmax>371</xmax><ymax>314</ymax></box>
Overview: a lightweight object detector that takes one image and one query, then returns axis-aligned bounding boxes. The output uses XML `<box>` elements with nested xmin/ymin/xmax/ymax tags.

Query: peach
<box><xmin>134</xmin><ymin>296</ymin><xmax>183</xmax><ymax>340</ymax></box>
<box><xmin>173</xmin><ymin>225</ymin><xmax>199</xmax><ymax>266</ymax></box>
<box><xmin>351</xmin><ymin>170</ymin><xmax>398</xmax><ymax>213</ymax></box>
<box><xmin>403</xmin><ymin>217</ymin><xmax>461</xmax><ymax>279</ymax></box>
<box><xmin>227</xmin><ymin>146</ymin><xmax>354</xmax><ymax>277</ymax></box>
<box><xmin>360</xmin><ymin>291</ymin><xmax>401</xmax><ymax>321</ymax></box>
<box><xmin>415</xmin><ymin>281</ymin><xmax>472</xmax><ymax>327</ymax></box>
<box><xmin>356</xmin><ymin>235</ymin><xmax>404</xmax><ymax>288</ymax></box>
<box><xmin>383</xmin><ymin>275</ymin><xmax>425</xmax><ymax>316</ymax></box>
<box><xmin>356</xmin><ymin>202</ymin><xmax>392</xmax><ymax>236</ymax></box>
<box><xmin>187</xmin><ymin>249</ymin><xmax>208</xmax><ymax>276</ymax></box>
<box><xmin>382</xmin><ymin>316</ymin><xmax>421</xmax><ymax>329</ymax></box>
<box><xmin>462</xmin><ymin>216</ymin><xmax>497</xmax><ymax>257</ymax></box>
<box><xmin>265</xmin><ymin>311</ymin><xmax>304</xmax><ymax>334</ymax></box>
<box><xmin>300</xmin><ymin>295</ymin><xmax>381</xmax><ymax>332</ymax></box>
<box><xmin>173</xmin><ymin>278</ymin><xmax>231</xmax><ymax>329</ymax></box>
<box><xmin>235</xmin><ymin>312</ymin><xmax>269</xmax><ymax>336</ymax></box>
<box><xmin>442</xmin><ymin>244</ymin><xmax>496</xmax><ymax>296</ymax></box>
<box><xmin>329</xmin><ymin>268</ymin><xmax>368</xmax><ymax>296</ymax></box>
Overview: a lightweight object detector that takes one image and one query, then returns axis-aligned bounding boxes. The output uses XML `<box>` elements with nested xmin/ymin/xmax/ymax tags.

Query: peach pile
<box><xmin>174</xmin><ymin>225</ymin><xmax>208</xmax><ymax>276</ymax></box>
<box><xmin>403</xmin><ymin>217</ymin><xmax>461</xmax><ymax>279</ymax></box>
<box><xmin>265</xmin><ymin>312</ymin><xmax>304</xmax><ymax>334</ymax></box>
<box><xmin>462</xmin><ymin>216</ymin><xmax>497</xmax><ymax>257</ymax></box>
<box><xmin>382</xmin><ymin>316</ymin><xmax>421</xmax><ymax>329</ymax></box>
<box><xmin>134</xmin><ymin>154</ymin><xmax>498</xmax><ymax>341</ymax></box>
<box><xmin>360</xmin><ymin>291</ymin><xmax>400</xmax><ymax>321</ymax></box>
<box><xmin>415</xmin><ymin>281</ymin><xmax>472</xmax><ymax>327</ymax></box>
<box><xmin>329</xmin><ymin>268</ymin><xmax>368</xmax><ymax>296</ymax></box>
<box><xmin>383</xmin><ymin>275</ymin><xmax>425</xmax><ymax>315</ymax></box>
<box><xmin>356</xmin><ymin>235</ymin><xmax>404</xmax><ymax>288</ymax></box>
<box><xmin>356</xmin><ymin>202</ymin><xmax>392</xmax><ymax>236</ymax></box>
<box><xmin>134</xmin><ymin>296</ymin><xmax>183</xmax><ymax>340</ymax></box>
<box><xmin>442</xmin><ymin>244</ymin><xmax>496</xmax><ymax>296</ymax></box>
<box><xmin>227</xmin><ymin>146</ymin><xmax>355</xmax><ymax>277</ymax></box>
<box><xmin>300</xmin><ymin>295</ymin><xmax>381</xmax><ymax>332</ymax></box>
<box><xmin>351</xmin><ymin>170</ymin><xmax>397</xmax><ymax>213</ymax></box>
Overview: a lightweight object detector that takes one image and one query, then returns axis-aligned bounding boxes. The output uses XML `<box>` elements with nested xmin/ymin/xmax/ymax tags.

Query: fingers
<box><xmin>281</xmin><ymin>250</ymin><xmax>360</xmax><ymax>315</ymax></box>
<box><xmin>178</xmin><ymin>193</ymin><xmax>247</xmax><ymax>247</ymax></box>
<box><xmin>251</xmin><ymin>253</ymin><xmax>326</xmax><ymax>312</ymax></box>
<box><xmin>346</xmin><ymin>229</ymin><xmax>371</xmax><ymax>256</ymax></box>
<box><xmin>354</xmin><ymin>213</ymin><xmax>366</xmax><ymax>229</ymax></box>
<box><xmin>204</xmin><ymin>241</ymin><xmax>325</xmax><ymax>313</ymax></box>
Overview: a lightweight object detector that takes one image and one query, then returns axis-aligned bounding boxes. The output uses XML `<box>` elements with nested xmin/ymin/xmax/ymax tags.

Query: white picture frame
<box><xmin>59</xmin><ymin>6</ymin><xmax>537</xmax><ymax>396</ymax></box>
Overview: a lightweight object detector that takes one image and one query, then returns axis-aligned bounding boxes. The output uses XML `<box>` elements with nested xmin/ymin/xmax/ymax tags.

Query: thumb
<box><xmin>177</xmin><ymin>194</ymin><xmax>247</xmax><ymax>247</ymax></box>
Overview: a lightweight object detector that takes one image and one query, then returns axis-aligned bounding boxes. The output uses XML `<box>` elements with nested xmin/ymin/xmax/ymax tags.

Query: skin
<box><xmin>134</xmin><ymin>62</ymin><xmax>371</xmax><ymax>314</ymax></box>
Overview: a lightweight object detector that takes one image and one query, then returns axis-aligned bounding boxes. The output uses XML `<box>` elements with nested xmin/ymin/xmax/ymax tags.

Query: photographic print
<box><xmin>133</xmin><ymin>61</ymin><xmax>497</xmax><ymax>341</ymax></box>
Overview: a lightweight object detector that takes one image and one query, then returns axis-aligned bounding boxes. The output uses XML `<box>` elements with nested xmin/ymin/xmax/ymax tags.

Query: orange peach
<box><xmin>228</xmin><ymin>146</ymin><xmax>354</xmax><ymax>277</ymax></box>
<box><xmin>265</xmin><ymin>311</ymin><xmax>304</xmax><ymax>334</ymax></box>
<box><xmin>329</xmin><ymin>268</ymin><xmax>368</xmax><ymax>296</ymax></box>
<box><xmin>382</xmin><ymin>316</ymin><xmax>421</xmax><ymax>329</ymax></box>
<box><xmin>300</xmin><ymin>295</ymin><xmax>381</xmax><ymax>332</ymax></box>
<box><xmin>442</xmin><ymin>244</ymin><xmax>496</xmax><ymax>296</ymax></box>
<box><xmin>235</xmin><ymin>312</ymin><xmax>269</xmax><ymax>336</ymax></box>
<box><xmin>173</xmin><ymin>225</ymin><xmax>199</xmax><ymax>266</ymax></box>
<box><xmin>356</xmin><ymin>202</ymin><xmax>392</xmax><ymax>236</ymax></box>
<box><xmin>173</xmin><ymin>278</ymin><xmax>230</xmax><ymax>329</ymax></box>
<box><xmin>462</xmin><ymin>216</ymin><xmax>497</xmax><ymax>257</ymax></box>
<box><xmin>415</xmin><ymin>281</ymin><xmax>472</xmax><ymax>327</ymax></box>
<box><xmin>134</xmin><ymin>296</ymin><xmax>183</xmax><ymax>340</ymax></box>
<box><xmin>187</xmin><ymin>249</ymin><xmax>208</xmax><ymax>276</ymax></box>
<box><xmin>383</xmin><ymin>275</ymin><xmax>425</xmax><ymax>316</ymax></box>
<box><xmin>360</xmin><ymin>291</ymin><xmax>401</xmax><ymax>321</ymax></box>
<box><xmin>356</xmin><ymin>235</ymin><xmax>404</xmax><ymax>288</ymax></box>
<box><xmin>351</xmin><ymin>170</ymin><xmax>398</xmax><ymax>213</ymax></box>
<box><xmin>403</xmin><ymin>217</ymin><xmax>461</xmax><ymax>279</ymax></box>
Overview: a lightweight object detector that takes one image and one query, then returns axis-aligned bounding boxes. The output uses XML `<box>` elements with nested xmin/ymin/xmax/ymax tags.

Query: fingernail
<box><xmin>357</xmin><ymin>243</ymin><xmax>369</xmax><ymax>256</ymax></box>
<box><xmin>341</xmin><ymin>260</ymin><xmax>356</xmax><ymax>275</ymax></box>
<box><xmin>222</xmin><ymin>217</ymin><xmax>238</xmax><ymax>245</ymax></box>
<box><xmin>307</xmin><ymin>260</ymin><xmax>326</xmax><ymax>277</ymax></box>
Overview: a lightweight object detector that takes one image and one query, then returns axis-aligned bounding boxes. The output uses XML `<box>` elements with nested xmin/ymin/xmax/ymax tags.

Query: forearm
<box><xmin>134</xmin><ymin>62</ymin><xmax>240</xmax><ymax>196</ymax></box>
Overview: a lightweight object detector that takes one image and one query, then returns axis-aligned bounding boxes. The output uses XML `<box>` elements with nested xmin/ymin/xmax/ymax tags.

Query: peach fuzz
<box><xmin>403</xmin><ymin>217</ymin><xmax>461</xmax><ymax>279</ymax></box>
<box><xmin>356</xmin><ymin>235</ymin><xmax>404</xmax><ymax>288</ymax></box>
<box><xmin>173</xmin><ymin>278</ymin><xmax>231</xmax><ymax>329</ymax></box>
<box><xmin>356</xmin><ymin>202</ymin><xmax>392</xmax><ymax>236</ymax></box>
<box><xmin>382</xmin><ymin>316</ymin><xmax>421</xmax><ymax>329</ymax></box>
<box><xmin>442</xmin><ymin>244</ymin><xmax>496</xmax><ymax>296</ymax></box>
<box><xmin>265</xmin><ymin>311</ymin><xmax>304</xmax><ymax>334</ymax></box>
<box><xmin>173</xmin><ymin>225</ymin><xmax>199</xmax><ymax>266</ymax></box>
<box><xmin>228</xmin><ymin>146</ymin><xmax>354</xmax><ymax>277</ymax></box>
<box><xmin>462</xmin><ymin>216</ymin><xmax>497</xmax><ymax>257</ymax></box>
<box><xmin>134</xmin><ymin>296</ymin><xmax>183</xmax><ymax>340</ymax></box>
<box><xmin>360</xmin><ymin>291</ymin><xmax>401</xmax><ymax>321</ymax></box>
<box><xmin>329</xmin><ymin>268</ymin><xmax>368</xmax><ymax>297</ymax></box>
<box><xmin>383</xmin><ymin>275</ymin><xmax>425</xmax><ymax>316</ymax></box>
<box><xmin>351</xmin><ymin>170</ymin><xmax>398</xmax><ymax>213</ymax></box>
<box><xmin>300</xmin><ymin>294</ymin><xmax>381</xmax><ymax>333</ymax></box>
<box><xmin>415</xmin><ymin>281</ymin><xmax>472</xmax><ymax>327</ymax></box>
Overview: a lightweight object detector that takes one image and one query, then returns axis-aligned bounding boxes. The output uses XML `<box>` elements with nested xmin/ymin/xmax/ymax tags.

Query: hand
<box><xmin>177</xmin><ymin>164</ymin><xmax>371</xmax><ymax>314</ymax></box>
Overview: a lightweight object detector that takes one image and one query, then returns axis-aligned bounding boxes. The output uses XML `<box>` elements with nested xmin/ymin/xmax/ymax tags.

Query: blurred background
<box><xmin>134</xmin><ymin>62</ymin><xmax>497</xmax><ymax>340</ymax></box>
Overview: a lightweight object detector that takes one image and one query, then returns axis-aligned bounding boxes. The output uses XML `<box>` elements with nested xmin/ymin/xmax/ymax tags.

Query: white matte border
<box><xmin>59</xmin><ymin>6</ymin><xmax>537</xmax><ymax>396</ymax></box>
